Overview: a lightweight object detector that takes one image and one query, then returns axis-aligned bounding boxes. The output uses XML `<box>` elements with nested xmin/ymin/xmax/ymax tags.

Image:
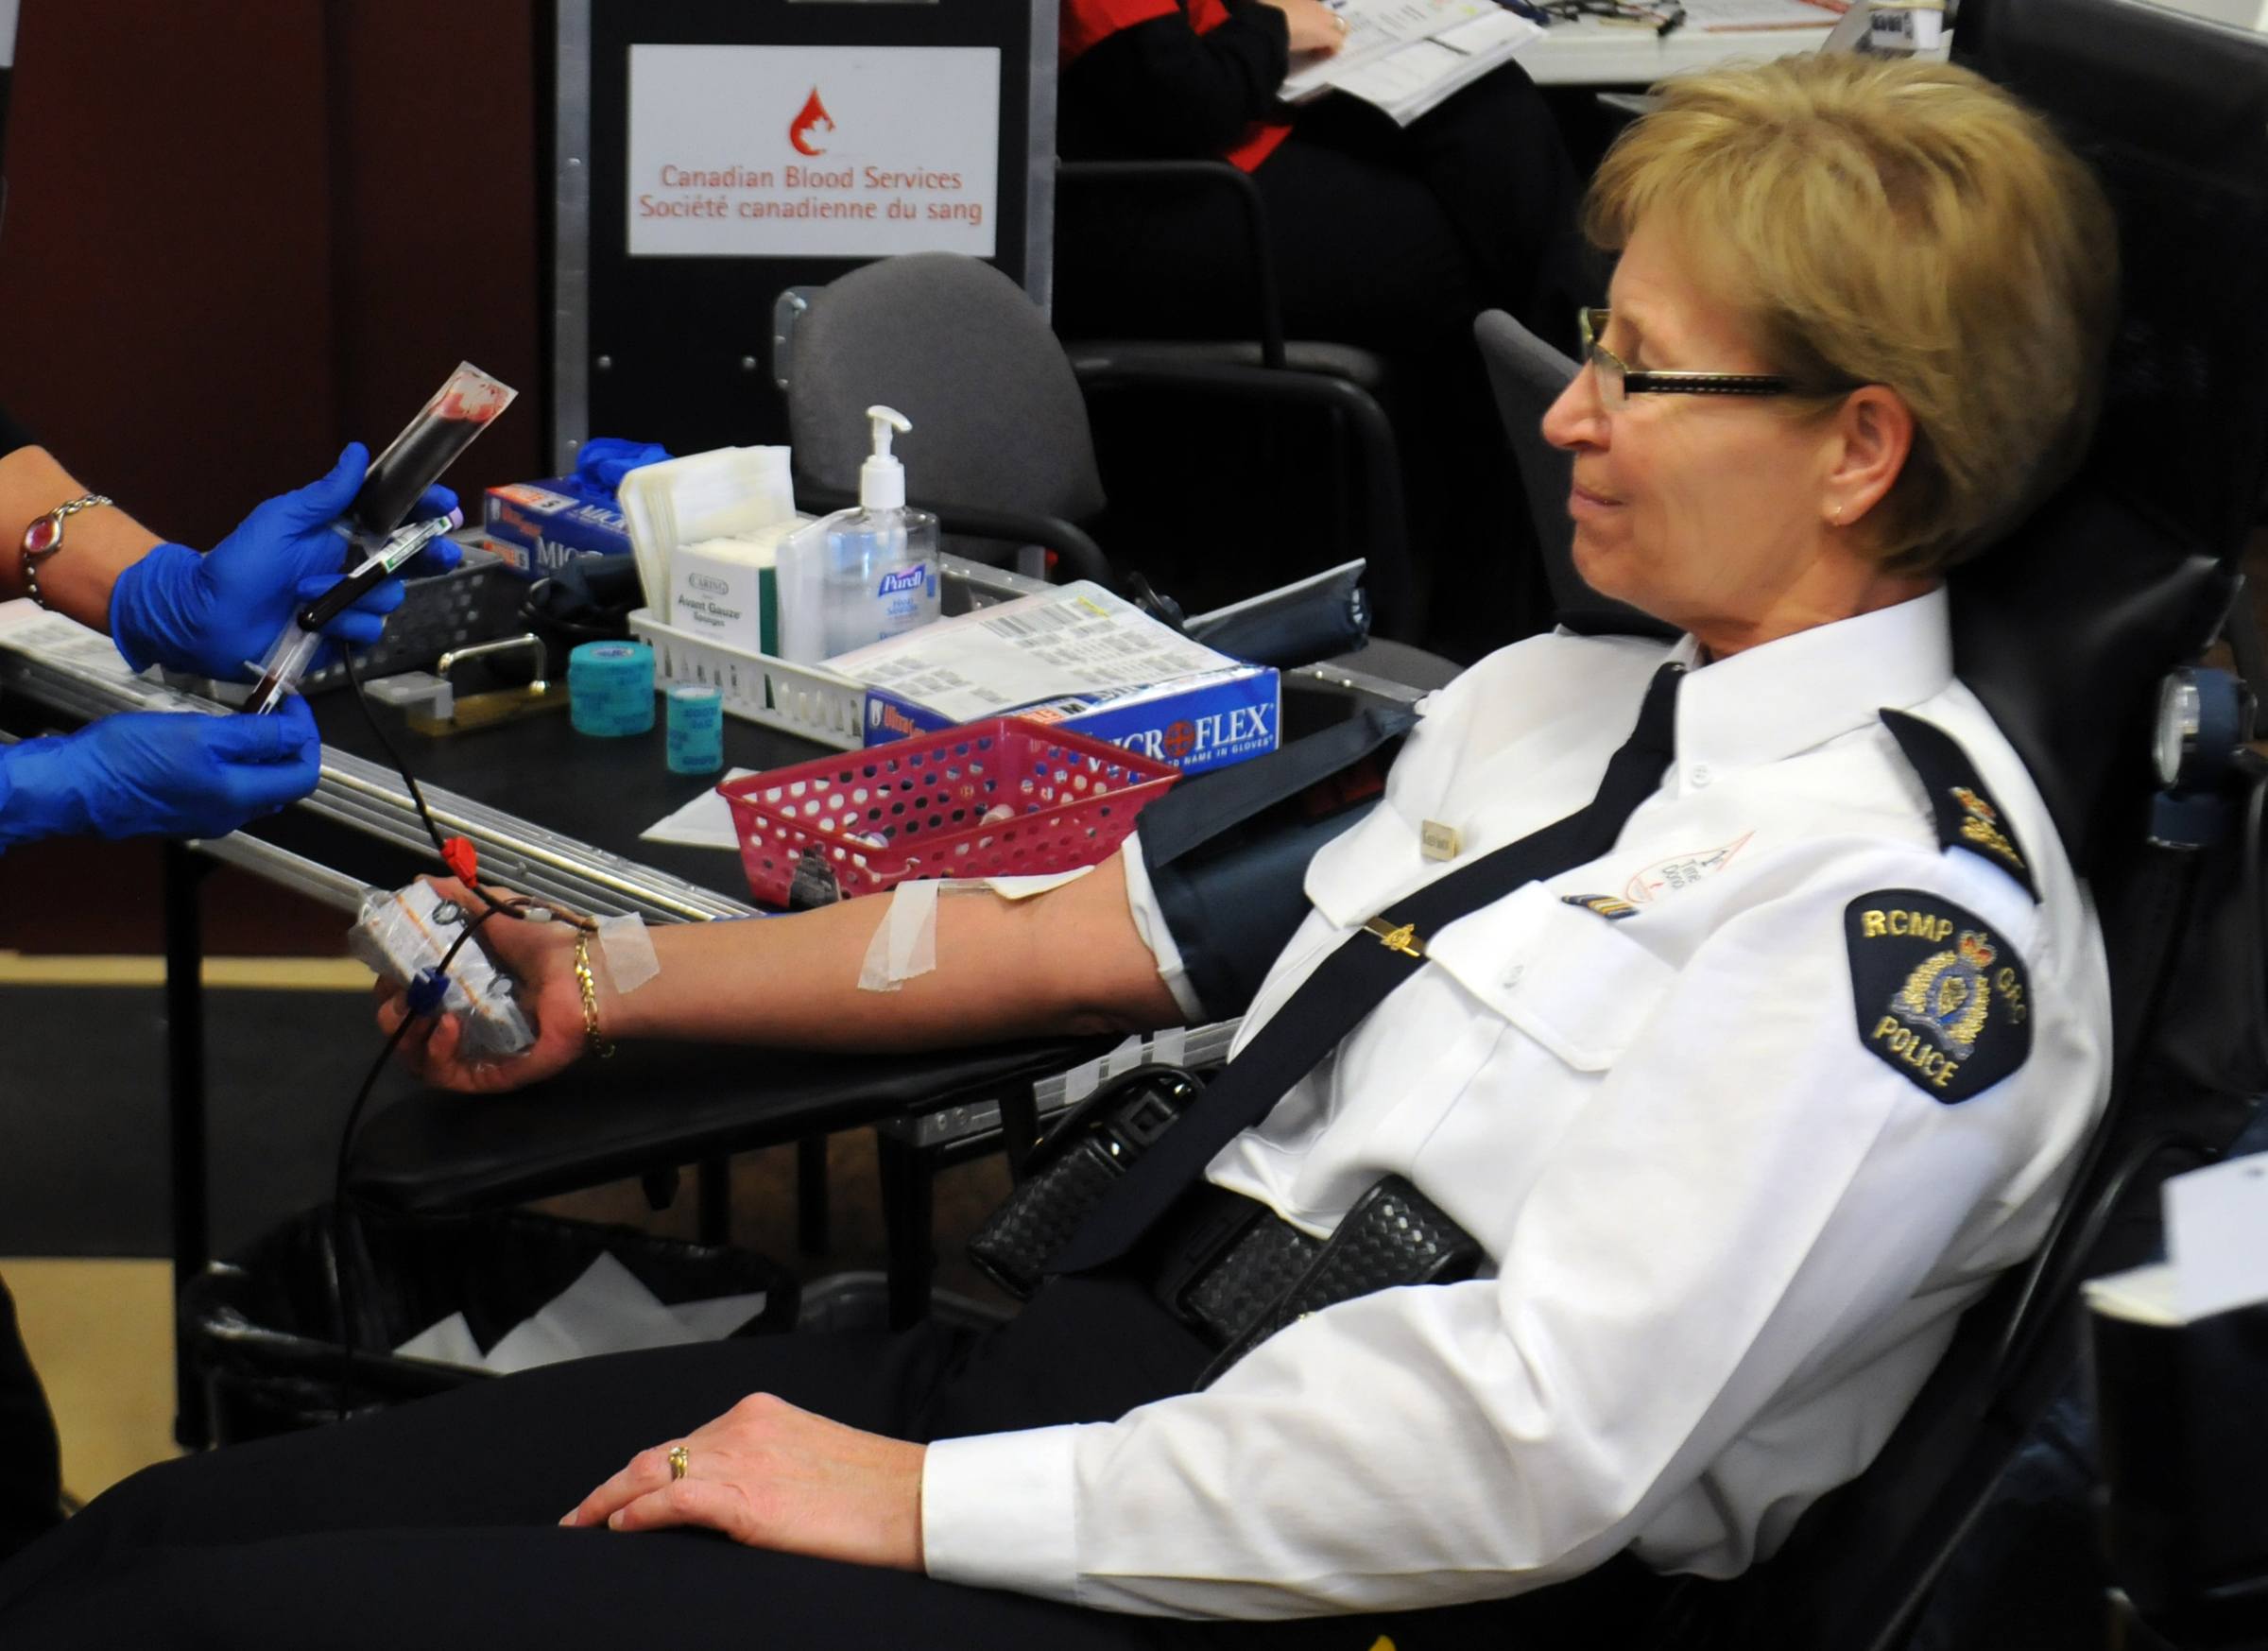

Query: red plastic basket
<box><xmin>721</xmin><ymin>716</ymin><xmax>1182</xmax><ymax>905</ymax></box>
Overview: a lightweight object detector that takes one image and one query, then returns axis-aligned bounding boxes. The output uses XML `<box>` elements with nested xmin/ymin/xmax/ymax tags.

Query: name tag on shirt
<box><xmin>1421</xmin><ymin>820</ymin><xmax>1462</xmax><ymax>862</ymax></box>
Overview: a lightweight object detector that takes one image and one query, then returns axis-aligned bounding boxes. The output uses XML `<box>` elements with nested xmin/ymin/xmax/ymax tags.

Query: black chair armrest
<box><xmin>1057</xmin><ymin>159</ymin><xmax>1285</xmax><ymax>368</ymax></box>
<box><xmin>346</xmin><ymin>1035</ymin><xmax>1116</xmax><ymax>1216</ymax></box>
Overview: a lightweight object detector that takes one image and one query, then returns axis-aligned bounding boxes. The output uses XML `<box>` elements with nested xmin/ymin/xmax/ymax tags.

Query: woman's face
<box><xmin>1541</xmin><ymin>219</ymin><xmax>1850</xmax><ymax>647</ymax></box>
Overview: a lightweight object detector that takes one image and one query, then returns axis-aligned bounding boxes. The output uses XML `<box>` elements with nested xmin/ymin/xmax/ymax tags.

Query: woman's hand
<box><xmin>562</xmin><ymin>1393</ymin><xmax>927</xmax><ymax>1573</ymax></box>
<box><xmin>0</xmin><ymin>699</ymin><xmax>320</xmax><ymax>848</ymax></box>
<box><xmin>374</xmin><ymin>877</ymin><xmax>593</xmax><ymax>1092</ymax></box>
<box><xmin>1259</xmin><ymin>0</ymin><xmax>1349</xmax><ymax>55</ymax></box>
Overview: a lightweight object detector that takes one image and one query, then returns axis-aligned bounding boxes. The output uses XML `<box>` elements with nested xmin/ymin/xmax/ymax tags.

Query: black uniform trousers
<box><xmin>0</xmin><ymin>1275</ymin><xmax>63</xmax><ymax>1563</ymax></box>
<box><xmin>0</xmin><ymin>1270</ymin><xmax>1660</xmax><ymax>1650</ymax></box>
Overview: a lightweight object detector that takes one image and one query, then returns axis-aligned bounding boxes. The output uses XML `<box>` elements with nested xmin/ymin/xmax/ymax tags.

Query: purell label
<box><xmin>876</xmin><ymin>563</ymin><xmax>930</xmax><ymax>597</ymax></box>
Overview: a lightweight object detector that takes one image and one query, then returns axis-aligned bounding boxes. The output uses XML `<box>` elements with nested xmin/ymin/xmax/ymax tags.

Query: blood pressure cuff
<box><xmin>1137</xmin><ymin>700</ymin><xmax>1418</xmax><ymax>1022</ymax></box>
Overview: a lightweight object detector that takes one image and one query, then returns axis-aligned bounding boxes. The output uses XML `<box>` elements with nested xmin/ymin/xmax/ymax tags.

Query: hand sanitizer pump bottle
<box><xmin>777</xmin><ymin>405</ymin><xmax>941</xmax><ymax>664</ymax></box>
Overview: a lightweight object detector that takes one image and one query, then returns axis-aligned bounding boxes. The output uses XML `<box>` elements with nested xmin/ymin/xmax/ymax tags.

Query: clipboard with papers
<box><xmin>1279</xmin><ymin>0</ymin><xmax>1545</xmax><ymax>125</ymax></box>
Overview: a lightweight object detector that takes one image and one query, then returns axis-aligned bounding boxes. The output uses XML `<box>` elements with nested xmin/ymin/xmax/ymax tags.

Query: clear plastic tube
<box><xmin>350</xmin><ymin>362</ymin><xmax>517</xmax><ymax>539</ymax></box>
<box><xmin>244</xmin><ymin>513</ymin><xmax>459</xmax><ymax>714</ymax></box>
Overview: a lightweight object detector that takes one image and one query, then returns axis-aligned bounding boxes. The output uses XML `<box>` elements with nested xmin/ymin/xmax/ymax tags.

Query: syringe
<box><xmin>243</xmin><ymin>509</ymin><xmax>462</xmax><ymax>715</ymax></box>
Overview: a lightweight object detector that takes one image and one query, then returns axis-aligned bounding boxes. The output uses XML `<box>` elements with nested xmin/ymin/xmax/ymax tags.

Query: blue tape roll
<box><xmin>568</xmin><ymin>640</ymin><xmax>656</xmax><ymax>738</ymax></box>
<box><xmin>665</xmin><ymin>682</ymin><xmax>725</xmax><ymax>775</ymax></box>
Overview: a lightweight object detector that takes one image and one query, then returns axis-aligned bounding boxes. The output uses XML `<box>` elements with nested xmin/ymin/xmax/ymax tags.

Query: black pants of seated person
<box><xmin>0</xmin><ymin>1277</ymin><xmax>64</xmax><ymax>1563</ymax></box>
<box><xmin>0</xmin><ymin>1272</ymin><xmax>1660</xmax><ymax>1651</ymax></box>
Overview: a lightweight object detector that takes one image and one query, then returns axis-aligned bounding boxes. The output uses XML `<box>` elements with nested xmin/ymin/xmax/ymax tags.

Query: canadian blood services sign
<box><xmin>626</xmin><ymin>44</ymin><xmax>1003</xmax><ymax>259</ymax></box>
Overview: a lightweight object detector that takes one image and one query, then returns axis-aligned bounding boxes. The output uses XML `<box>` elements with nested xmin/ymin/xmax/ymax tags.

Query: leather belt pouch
<box><xmin>966</xmin><ymin>1065</ymin><xmax>1203</xmax><ymax>1299</ymax></box>
<box><xmin>1194</xmin><ymin>1175</ymin><xmax>1483</xmax><ymax>1387</ymax></box>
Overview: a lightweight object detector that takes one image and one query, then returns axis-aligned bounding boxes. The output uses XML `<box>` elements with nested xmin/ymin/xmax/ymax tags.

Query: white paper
<box><xmin>393</xmin><ymin>1311</ymin><xmax>485</xmax><ymax>1367</ymax></box>
<box><xmin>641</xmin><ymin>767</ymin><xmax>760</xmax><ymax>849</ymax></box>
<box><xmin>2167</xmin><ymin>1153</ymin><xmax>2268</xmax><ymax>1321</ymax></box>
<box><xmin>1683</xmin><ymin>0</ymin><xmax>1838</xmax><ymax>26</ymax></box>
<box><xmin>392</xmin><ymin>1262</ymin><xmax>770</xmax><ymax>1373</ymax></box>
<box><xmin>1281</xmin><ymin>0</ymin><xmax>1497</xmax><ymax>97</ymax></box>
<box><xmin>829</xmin><ymin>580</ymin><xmax>1237</xmax><ymax>726</ymax></box>
<box><xmin>481</xmin><ymin>1254</ymin><xmax>709</xmax><ymax>1375</ymax></box>
<box><xmin>668</xmin><ymin>1291</ymin><xmax>774</xmax><ymax>1341</ymax></box>
<box><xmin>1280</xmin><ymin>0</ymin><xmax>1540</xmax><ymax>122</ymax></box>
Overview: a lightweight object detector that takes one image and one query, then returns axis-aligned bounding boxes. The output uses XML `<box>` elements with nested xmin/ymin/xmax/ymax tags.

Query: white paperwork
<box><xmin>1282</xmin><ymin>0</ymin><xmax>1543</xmax><ymax>125</ymax></box>
<box><xmin>641</xmin><ymin>766</ymin><xmax>760</xmax><ymax>849</ymax></box>
<box><xmin>393</xmin><ymin>1252</ymin><xmax>770</xmax><ymax>1376</ymax></box>
<box><xmin>2083</xmin><ymin>1152</ymin><xmax>2268</xmax><ymax>1327</ymax></box>
<box><xmin>1681</xmin><ymin>0</ymin><xmax>1840</xmax><ymax>27</ymax></box>
<box><xmin>825</xmin><ymin>579</ymin><xmax>1239</xmax><ymax>725</ymax></box>
<box><xmin>2166</xmin><ymin>1152</ymin><xmax>2268</xmax><ymax>1321</ymax></box>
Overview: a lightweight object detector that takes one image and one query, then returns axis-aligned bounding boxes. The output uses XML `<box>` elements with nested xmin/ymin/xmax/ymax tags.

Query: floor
<box><xmin>0</xmin><ymin>941</ymin><xmax>1015</xmax><ymax>1509</ymax></box>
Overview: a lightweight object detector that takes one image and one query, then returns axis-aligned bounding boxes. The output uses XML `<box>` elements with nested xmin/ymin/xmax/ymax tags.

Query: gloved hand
<box><xmin>0</xmin><ymin>698</ymin><xmax>321</xmax><ymax>848</ymax></box>
<box><xmin>109</xmin><ymin>442</ymin><xmax>462</xmax><ymax>681</ymax></box>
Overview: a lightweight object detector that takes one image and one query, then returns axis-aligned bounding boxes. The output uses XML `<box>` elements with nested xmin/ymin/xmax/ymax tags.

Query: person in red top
<box><xmin>1055</xmin><ymin>0</ymin><xmax>1575</xmax><ymax>342</ymax></box>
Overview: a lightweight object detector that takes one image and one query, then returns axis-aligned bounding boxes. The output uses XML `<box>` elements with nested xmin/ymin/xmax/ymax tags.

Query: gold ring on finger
<box><xmin>668</xmin><ymin>1444</ymin><xmax>690</xmax><ymax>1482</ymax></box>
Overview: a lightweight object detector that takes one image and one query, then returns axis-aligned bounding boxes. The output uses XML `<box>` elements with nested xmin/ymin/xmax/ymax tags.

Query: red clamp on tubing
<box><xmin>441</xmin><ymin>836</ymin><xmax>479</xmax><ymax>886</ymax></box>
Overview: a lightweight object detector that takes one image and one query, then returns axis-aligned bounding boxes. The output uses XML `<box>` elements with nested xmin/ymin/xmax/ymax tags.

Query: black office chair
<box><xmin>1471</xmin><ymin>307</ymin><xmax>1677</xmax><ymax>640</ymax></box>
<box><xmin>1628</xmin><ymin>4</ymin><xmax>2268</xmax><ymax>1645</ymax></box>
<box><xmin>779</xmin><ymin>249</ymin><xmax>1431</xmax><ymax>642</ymax></box>
<box><xmin>780</xmin><ymin>250</ymin><xmax>1457</xmax><ymax>689</ymax></box>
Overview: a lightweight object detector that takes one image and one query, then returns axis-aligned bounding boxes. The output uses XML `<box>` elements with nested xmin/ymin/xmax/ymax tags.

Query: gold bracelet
<box><xmin>573</xmin><ymin>931</ymin><xmax>615</xmax><ymax>1058</ymax></box>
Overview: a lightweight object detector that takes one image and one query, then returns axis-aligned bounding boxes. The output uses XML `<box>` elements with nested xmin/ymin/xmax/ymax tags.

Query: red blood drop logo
<box><xmin>1163</xmin><ymin>721</ymin><xmax>1195</xmax><ymax>761</ymax></box>
<box><xmin>789</xmin><ymin>88</ymin><xmax>834</xmax><ymax>157</ymax></box>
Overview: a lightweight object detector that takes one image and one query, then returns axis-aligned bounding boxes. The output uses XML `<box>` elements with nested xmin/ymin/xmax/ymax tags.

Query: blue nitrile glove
<box><xmin>574</xmin><ymin>438</ymin><xmax>671</xmax><ymax>494</ymax></box>
<box><xmin>108</xmin><ymin>442</ymin><xmax>463</xmax><ymax>681</ymax></box>
<box><xmin>0</xmin><ymin>697</ymin><xmax>321</xmax><ymax>848</ymax></box>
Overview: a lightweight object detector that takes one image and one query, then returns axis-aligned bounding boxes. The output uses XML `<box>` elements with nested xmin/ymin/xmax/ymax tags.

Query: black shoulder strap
<box><xmin>1879</xmin><ymin>709</ymin><xmax>2040</xmax><ymax>903</ymax></box>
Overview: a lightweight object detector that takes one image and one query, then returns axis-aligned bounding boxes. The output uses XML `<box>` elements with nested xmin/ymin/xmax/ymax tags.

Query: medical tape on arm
<box><xmin>857</xmin><ymin>878</ymin><xmax>943</xmax><ymax>992</ymax></box>
<box><xmin>853</xmin><ymin>866</ymin><xmax>1108</xmax><ymax>992</ymax></box>
<box><xmin>596</xmin><ymin>912</ymin><xmax>661</xmax><ymax>994</ymax></box>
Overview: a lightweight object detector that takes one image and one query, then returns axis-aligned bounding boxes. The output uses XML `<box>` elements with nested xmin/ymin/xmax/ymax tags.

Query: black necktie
<box><xmin>1051</xmin><ymin>662</ymin><xmax>1684</xmax><ymax>1275</ymax></box>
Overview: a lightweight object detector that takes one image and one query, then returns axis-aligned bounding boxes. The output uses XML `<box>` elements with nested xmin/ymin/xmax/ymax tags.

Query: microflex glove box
<box><xmin>482</xmin><ymin>479</ymin><xmax>633</xmax><ymax>578</ymax></box>
<box><xmin>834</xmin><ymin>583</ymin><xmax>1280</xmax><ymax>777</ymax></box>
<box><xmin>863</xmin><ymin>665</ymin><xmax>1280</xmax><ymax>777</ymax></box>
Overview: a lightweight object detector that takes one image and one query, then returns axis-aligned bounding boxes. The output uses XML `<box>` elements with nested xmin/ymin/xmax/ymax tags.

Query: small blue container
<box><xmin>568</xmin><ymin>640</ymin><xmax>655</xmax><ymax>737</ymax></box>
<box><xmin>665</xmin><ymin>682</ymin><xmax>725</xmax><ymax>775</ymax></box>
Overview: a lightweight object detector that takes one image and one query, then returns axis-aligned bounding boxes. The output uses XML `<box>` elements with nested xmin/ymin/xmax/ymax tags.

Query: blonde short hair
<box><xmin>1586</xmin><ymin>55</ymin><xmax>2118</xmax><ymax>575</ymax></box>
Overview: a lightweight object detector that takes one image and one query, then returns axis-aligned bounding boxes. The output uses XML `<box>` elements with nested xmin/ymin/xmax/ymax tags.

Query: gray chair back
<box><xmin>1472</xmin><ymin>309</ymin><xmax>1675</xmax><ymax>639</ymax></box>
<box><xmin>786</xmin><ymin>251</ymin><xmax>1108</xmax><ymax>525</ymax></box>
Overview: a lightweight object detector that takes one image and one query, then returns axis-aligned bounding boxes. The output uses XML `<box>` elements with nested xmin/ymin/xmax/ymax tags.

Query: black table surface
<box><xmin>301</xmin><ymin>667</ymin><xmax>1377</xmax><ymax>909</ymax></box>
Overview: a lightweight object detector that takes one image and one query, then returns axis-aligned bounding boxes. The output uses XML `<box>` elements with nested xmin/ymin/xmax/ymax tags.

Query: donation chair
<box><xmin>776</xmin><ymin>249</ymin><xmax>1426</xmax><ymax>642</ymax></box>
<box><xmin>1628</xmin><ymin>1</ymin><xmax>2268</xmax><ymax>1644</ymax></box>
<box><xmin>1472</xmin><ymin>307</ymin><xmax>1676</xmax><ymax>640</ymax></box>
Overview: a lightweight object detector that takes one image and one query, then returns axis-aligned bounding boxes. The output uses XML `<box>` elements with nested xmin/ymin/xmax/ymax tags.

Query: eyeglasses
<box><xmin>1577</xmin><ymin>308</ymin><xmax>1861</xmax><ymax>411</ymax></box>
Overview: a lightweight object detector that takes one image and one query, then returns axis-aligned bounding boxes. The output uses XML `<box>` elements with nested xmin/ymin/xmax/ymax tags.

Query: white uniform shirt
<box><xmin>924</xmin><ymin>590</ymin><xmax>2109</xmax><ymax>1618</ymax></box>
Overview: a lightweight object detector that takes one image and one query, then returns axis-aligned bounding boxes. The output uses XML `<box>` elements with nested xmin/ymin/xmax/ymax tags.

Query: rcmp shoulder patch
<box><xmin>1879</xmin><ymin>710</ymin><xmax>2038</xmax><ymax>903</ymax></box>
<box><xmin>1846</xmin><ymin>891</ymin><xmax>2031</xmax><ymax>1102</ymax></box>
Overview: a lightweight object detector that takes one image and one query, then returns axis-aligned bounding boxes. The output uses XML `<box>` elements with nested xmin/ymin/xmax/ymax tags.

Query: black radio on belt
<box><xmin>968</xmin><ymin>1063</ymin><xmax>1486</xmax><ymax>1383</ymax></box>
<box><xmin>967</xmin><ymin>1065</ymin><xmax>1205</xmax><ymax>1299</ymax></box>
